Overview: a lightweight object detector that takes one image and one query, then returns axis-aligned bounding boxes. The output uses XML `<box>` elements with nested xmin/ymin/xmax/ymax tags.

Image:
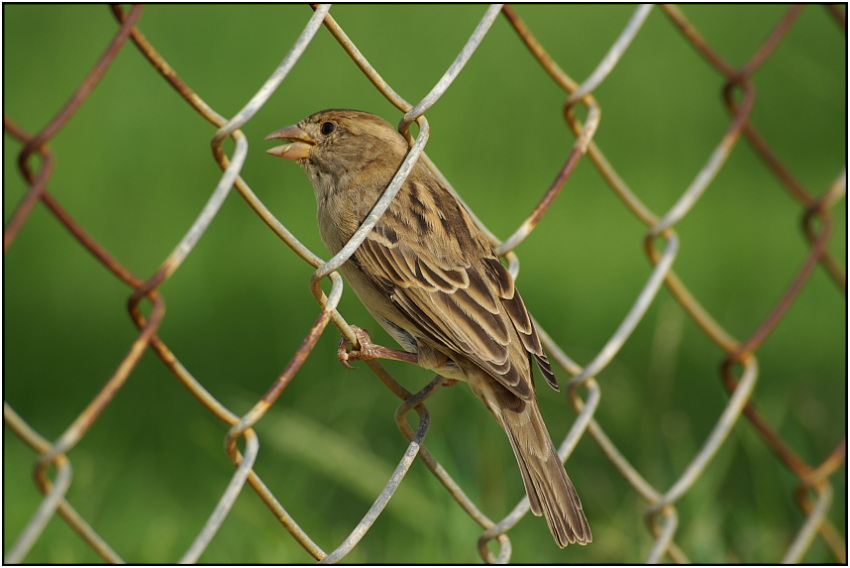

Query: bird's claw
<box><xmin>337</xmin><ymin>325</ymin><xmax>420</xmax><ymax>368</ymax></box>
<box><xmin>337</xmin><ymin>325</ymin><xmax>374</xmax><ymax>369</ymax></box>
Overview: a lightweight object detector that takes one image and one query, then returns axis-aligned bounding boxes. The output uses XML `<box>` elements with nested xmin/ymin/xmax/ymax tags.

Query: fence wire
<box><xmin>3</xmin><ymin>4</ymin><xmax>846</xmax><ymax>564</ymax></box>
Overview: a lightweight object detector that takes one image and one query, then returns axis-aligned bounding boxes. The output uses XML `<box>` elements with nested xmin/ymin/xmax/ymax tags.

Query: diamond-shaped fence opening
<box><xmin>4</xmin><ymin>4</ymin><xmax>846</xmax><ymax>564</ymax></box>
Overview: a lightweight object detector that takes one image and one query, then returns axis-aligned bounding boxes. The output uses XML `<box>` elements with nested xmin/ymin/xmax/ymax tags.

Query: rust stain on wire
<box><xmin>4</xmin><ymin>5</ymin><xmax>143</xmax><ymax>253</ymax></box>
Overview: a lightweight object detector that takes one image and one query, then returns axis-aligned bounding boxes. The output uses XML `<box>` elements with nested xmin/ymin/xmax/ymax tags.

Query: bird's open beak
<box><xmin>265</xmin><ymin>124</ymin><xmax>315</xmax><ymax>161</ymax></box>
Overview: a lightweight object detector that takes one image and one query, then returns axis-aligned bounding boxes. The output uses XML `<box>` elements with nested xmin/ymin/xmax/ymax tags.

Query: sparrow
<box><xmin>266</xmin><ymin>109</ymin><xmax>591</xmax><ymax>548</ymax></box>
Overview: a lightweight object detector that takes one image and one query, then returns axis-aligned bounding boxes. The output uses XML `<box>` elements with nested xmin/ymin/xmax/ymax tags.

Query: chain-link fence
<box><xmin>4</xmin><ymin>4</ymin><xmax>846</xmax><ymax>564</ymax></box>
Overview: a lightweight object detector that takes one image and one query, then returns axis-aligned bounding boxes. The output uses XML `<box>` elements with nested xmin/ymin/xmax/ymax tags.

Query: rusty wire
<box><xmin>4</xmin><ymin>4</ymin><xmax>846</xmax><ymax>564</ymax></box>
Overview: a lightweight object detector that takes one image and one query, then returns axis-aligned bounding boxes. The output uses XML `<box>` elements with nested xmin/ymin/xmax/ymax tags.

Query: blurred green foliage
<box><xmin>4</xmin><ymin>4</ymin><xmax>845</xmax><ymax>564</ymax></box>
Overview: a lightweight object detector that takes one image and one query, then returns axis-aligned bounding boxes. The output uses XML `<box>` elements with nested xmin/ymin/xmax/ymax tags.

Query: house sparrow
<box><xmin>266</xmin><ymin>109</ymin><xmax>591</xmax><ymax>548</ymax></box>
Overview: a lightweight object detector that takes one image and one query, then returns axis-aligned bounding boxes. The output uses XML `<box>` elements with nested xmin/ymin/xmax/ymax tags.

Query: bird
<box><xmin>266</xmin><ymin>109</ymin><xmax>591</xmax><ymax>548</ymax></box>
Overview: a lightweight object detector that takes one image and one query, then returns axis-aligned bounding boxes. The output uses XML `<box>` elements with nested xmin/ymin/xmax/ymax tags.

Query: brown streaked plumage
<box><xmin>266</xmin><ymin>109</ymin><xmax>591</xmax><ymax>548</ymax></box>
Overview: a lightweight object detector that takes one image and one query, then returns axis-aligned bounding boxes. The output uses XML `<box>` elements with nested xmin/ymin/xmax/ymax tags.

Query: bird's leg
<box><xmin>338</xmin><ymin>325</ymin><xmax>419</xmax><ymax>368</ymax></box>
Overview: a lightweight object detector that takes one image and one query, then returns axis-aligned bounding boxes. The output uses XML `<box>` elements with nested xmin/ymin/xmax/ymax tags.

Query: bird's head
<box><xmin>266</xmin><ymin>109</ymin><xmax>409</xmax><ymax>190</ymax></box>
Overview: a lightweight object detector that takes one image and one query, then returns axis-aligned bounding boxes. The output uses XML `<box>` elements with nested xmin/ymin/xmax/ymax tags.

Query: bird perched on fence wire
<box><xmin>266</xmin><ymin>109</ymin><xmax>591</xmax><ymax>548</ymax></box>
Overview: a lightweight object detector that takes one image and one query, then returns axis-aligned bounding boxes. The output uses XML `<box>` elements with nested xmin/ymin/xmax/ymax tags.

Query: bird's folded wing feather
<box><xmin>352</xmin><ymin>189</ymin><xmax>557</xmax><ymax>397</ymax></box>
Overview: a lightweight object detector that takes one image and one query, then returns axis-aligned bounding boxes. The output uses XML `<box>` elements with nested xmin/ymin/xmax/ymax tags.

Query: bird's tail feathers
<box><xmin>497</xmin><ymin>398</ymin><xmax>592</xmax><ymax>548</ymax></box>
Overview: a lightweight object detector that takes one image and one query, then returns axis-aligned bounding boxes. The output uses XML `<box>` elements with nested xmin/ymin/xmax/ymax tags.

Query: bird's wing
<box><xmin>352</xmin><ymin>178</ymin><xmax>557</xmax><ymax>399</ymax></box>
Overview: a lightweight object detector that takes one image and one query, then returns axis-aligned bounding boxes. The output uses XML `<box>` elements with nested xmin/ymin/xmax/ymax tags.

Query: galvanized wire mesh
<box><xmin>4</xmin><ymin>4</ymin><xmax>846</xmax><ymax>564</ymax></box>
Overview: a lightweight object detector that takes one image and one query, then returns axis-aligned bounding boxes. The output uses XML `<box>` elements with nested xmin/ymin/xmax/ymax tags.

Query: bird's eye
<box><xmin>320</xmin><ymin>121</ymin><xmax>337</xmax><ymax>135</ymax></box>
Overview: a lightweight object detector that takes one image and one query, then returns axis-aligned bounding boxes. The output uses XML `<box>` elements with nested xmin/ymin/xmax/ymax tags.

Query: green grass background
<box><xmin>4</xmin><ymin>4</ymin><xmax>846</xmax><ymax>564</ymax></box>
